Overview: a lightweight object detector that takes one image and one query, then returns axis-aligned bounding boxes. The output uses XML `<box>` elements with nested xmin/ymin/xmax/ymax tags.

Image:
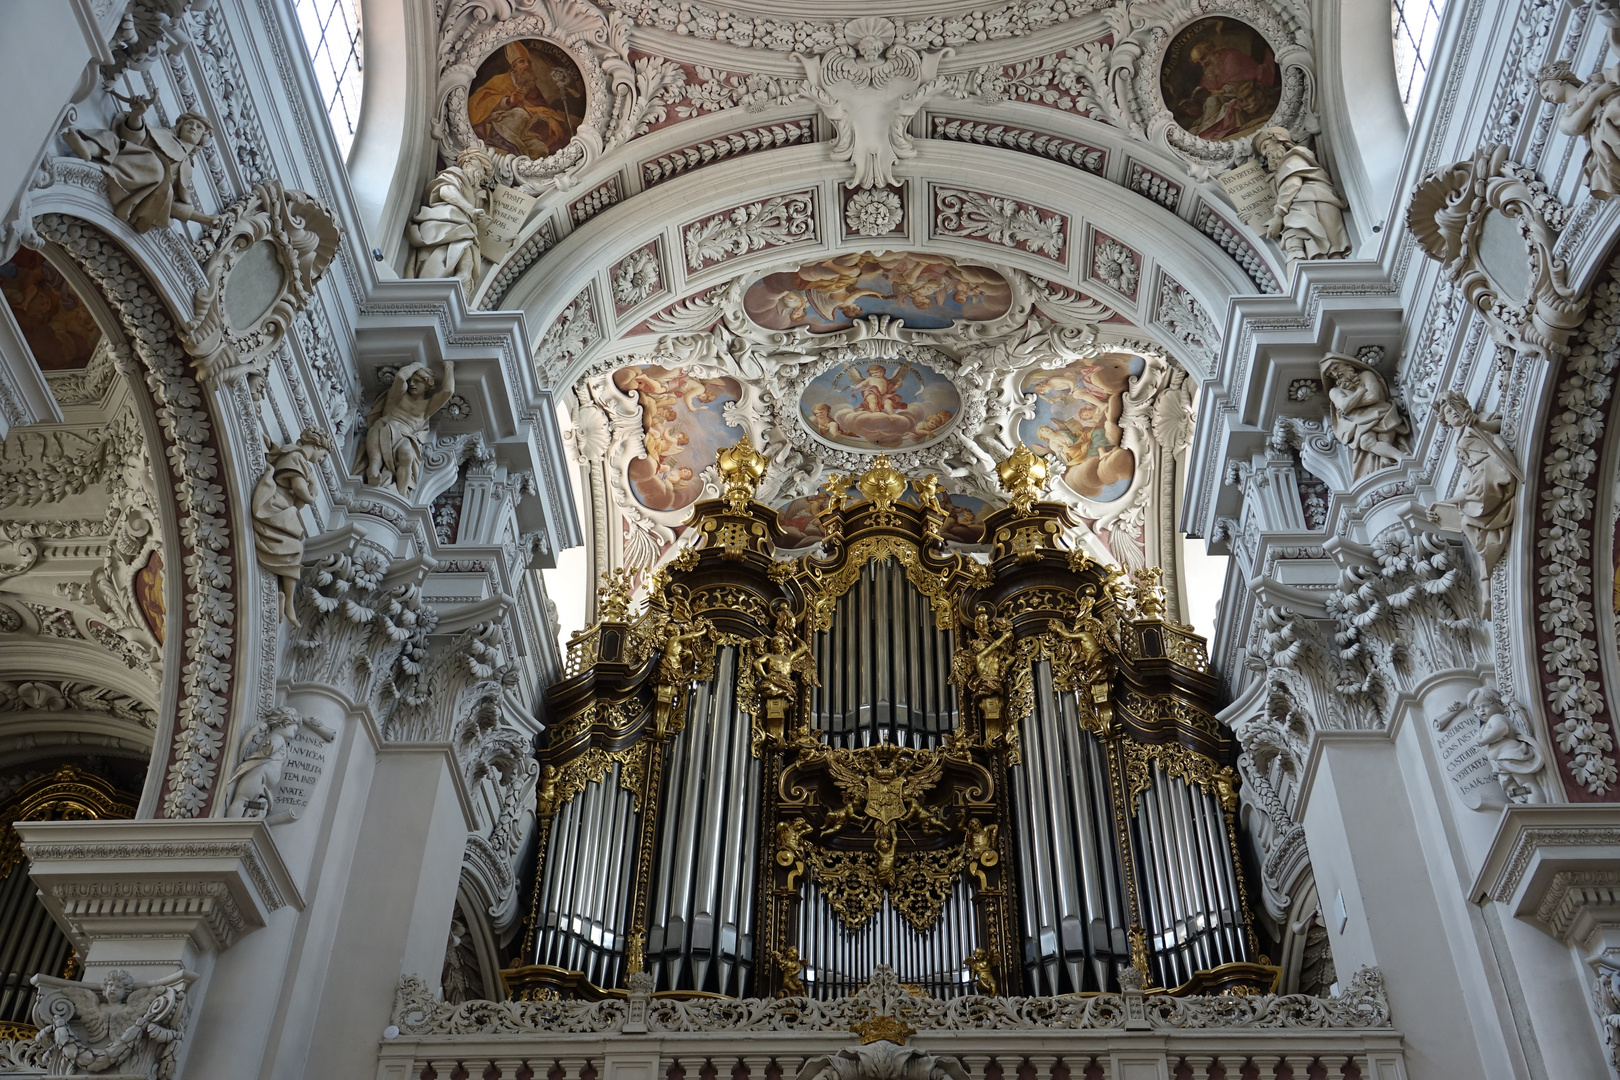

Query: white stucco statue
<box><xmin>31</xmin><ymin>968</ymin><xmax>191</xmax><ymax>1079</ymax></box>
<box><xmin>1538</xmin><ymin>4</ymin><xmax>1620</xmax><ymax>200</ymax></box>
<box><xmin>1426</xmin><ymin>392</ymin><xmax>1522</xmax><ymax>594</ymax></box>
<box><xmin>62</xmin><ymin>91</ymin><xmax>220</xmax><ymax>234</ymax></box>
<box><xmin>1320</xmin><ymin>353</ymin><xmax>1410</xmax><ymax>479</ymax></box>
<box><xmin>357</xmin><ymin>360</ymin><xmax>456</xmax><ymax>497</ymax></box>
<box><xmin>1254</xmin><ymin>126</ymin><xmax>1351</xmax><ymax>263</ymax></box>
<box><xmin>405</xmin><ymin>149</ymin><xmax>494</xmax><ymax>298</ymax></box>
<box><xmin>252</xmin><ymin>429</ymin><xmax>334</xmax><ymax>626</ymax></box>
<box><xmin>1466</xmin><ymin>686</ymin><xmax>1544</xmax><ymax>803</ymax></box>
<box><xmin>225</xmin><ymin>705</ymin><xmax>336</xmax><ymax>818</ymax></box>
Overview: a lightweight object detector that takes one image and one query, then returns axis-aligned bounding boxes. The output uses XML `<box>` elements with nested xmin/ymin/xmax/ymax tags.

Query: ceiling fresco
<box><xmin>573</xmin><ymin>251</ymin><xmax>1195</xmax><ymax>584</ymax></box>
<box><xmin>799</xmin><ymin>358</ymin><xmax>960</xmax><ymax>451</ymax></box>
<box><xmin>743</xmin><ymin>252</ymin><xmax>1013</xmax><ymax>333</ymax></box>
<box><xmin>0</xmin><ymin>249</ymin><xmax>102</xmax><ymax>371</ymax></box>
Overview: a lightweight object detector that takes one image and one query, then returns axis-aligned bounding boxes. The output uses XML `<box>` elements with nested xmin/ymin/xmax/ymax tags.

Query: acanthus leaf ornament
<box><xmin>794</xmin><ymin>18</ymin><xmax>953</xmax><ymax>190</ymax></box>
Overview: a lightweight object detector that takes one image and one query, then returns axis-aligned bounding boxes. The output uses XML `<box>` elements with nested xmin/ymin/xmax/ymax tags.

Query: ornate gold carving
<box><xmin>776</xmin><ymin>818</ymin><xmax>812</xmax><ymax>891</ymax></box>
<box><xmin>857</xmin><ymin>455</ymin><xmax>907</xmax><ymax>510</ymax></box>
<box><xmin>819</xmin><ymin>745</ymin><xmax>947</xmax><ymax>842</ymax></box>
<box><xmin>851</xmin><ymin>1012</ymin><xmax>916</xmax><ymax>1045</ymax></box>
<box><xmin>805</xmin><ymin>844</ymin><xmax>966</xmax><ymax>931</ymax></box>
<box><xmin>597</xmin><ymin>566</ymin><xmax>636</xmax><ymax>623</ymax></box>
<box><xmin>774</xmin><ymin>945</ymin><xmax>806</xmax><ymax>997</ymax></box>
<box><xmin>996</xmin><ymin>443</ymin><xmax>1050</xmax><ymax>513</ymax></box>
<box><xmin>549</xmin><ymin>744</ymin><xmax>649</xmax><ymax>815</ymax></box>
<box><xmin>0</xmin><ymin>765</ymin><xmax>137</xmax><ymax>879</ymax></box>
<box><xmin>1129</xmin><ymin>926</ymin><xmax>1151</xmax><ymax>981</ymax></box>
<box><xmin>718</xmin><ymin>436</ymin><xmax>768</xmax><ymax>511</ymax></box>
<box><xmin>626</xmin><ymin>928</ymin><xmax>646</xmax><ymax>974</ymax></box>
<box><xmin>966</xmin><ymin>946</ymin><xmax>998</xmax><ymax>994</ymax></box>
<box><xmin>1119</xmin><ymin>739</ymin><xmax>1239</xmax><ymax>815</ymax></box>
<box><xmin>963</xmin><ymin>818</ymin><xmax>999</xmax><ymax>889</ymax></box>
<box><xmin>952</xmin><ymin>607</ymin><xmax>1017</xmax><ymax>745</ymax></box>
<box><xmin>1134</xmin><ymin>567</ymin><xmax>1166</xmax><ymax>620</ymax></box>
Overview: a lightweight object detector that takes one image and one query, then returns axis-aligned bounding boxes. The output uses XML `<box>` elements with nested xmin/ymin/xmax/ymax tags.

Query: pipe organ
<box><xmin>510</xmin><ymin>442</ymin><xmax>1272</xmax><ymax>1002</ymax></box>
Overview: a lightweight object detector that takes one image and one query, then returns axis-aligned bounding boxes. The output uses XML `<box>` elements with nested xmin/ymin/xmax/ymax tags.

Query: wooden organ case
<box><xmin>508</xmin><ymin>441</ymin><xmax>1274</xmax><ymax>1002</ymax></box>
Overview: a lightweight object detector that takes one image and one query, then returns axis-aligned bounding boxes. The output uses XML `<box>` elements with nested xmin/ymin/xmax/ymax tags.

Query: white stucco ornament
<box><xmin>797</xmin><ymin>18</ymin><xmax>953</xmax><ymax>190</ymax></box>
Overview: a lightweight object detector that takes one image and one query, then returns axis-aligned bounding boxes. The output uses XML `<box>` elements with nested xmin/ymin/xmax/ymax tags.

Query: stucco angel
<box><xmin>357</xmin><ymin>360</ymin><xmax>456</xmax><ymax>497</ymax></box>
<box><xmin>1254</xmin><ymin>127</ymin><xmax>1351</xmax><ymax>263</ymax></box>
<box><xmin>1320</xmin><ymin>353</ymin><xmax>1410</xmax><ymax>479</ymax></box>
<box><xmin>405</xmin><ymin>149</ymin><xmax>494</xmax><ymax>298</ymax></box>
<box><xmin>31</xmin><ymin>968</ymin><xmax>191</xmax><ymax>1079</ymax></box>
<box><xmin>62</xmin><ymin>91</ymin><xmax>220</xmax><ymax>234</ymax></box>
<box><xmin>1426</xmin><ymin>392</ymin><xmax>1522</xmax><ymax>599</ymax></box>
<box><xmin>1466</xmin><ymin>686</ymin><xmax>1544</xmax><ymax>803</ymax></box>
<box><xmin>1538</xmin><ymin>2</ymin><xmax>1620</xmax><ymax>200</ymax></box>
<box><xmin>252</xmin><ymin>429</ymin><xmax>335</xmax><ymax>626</ymax></box>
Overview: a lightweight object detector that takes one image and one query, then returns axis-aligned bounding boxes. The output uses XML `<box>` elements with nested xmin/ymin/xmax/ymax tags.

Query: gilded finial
<box><xmin>717</xmin><ymin>436</ymin><xmax>767</xmax><ymax>512</ymax></box>
<box><xmin>597</xmin><ymin>566</ymin><xmax>635</xmax><ymax>623</ymax></box>
<box><xmin>626</xmin><ymin>928</ymin><xmax>646</xmax><ymax>974</ymax></box>
<box><xmin>1134</xmin><ymin>566</ymin><xmax>1166</xmax><ymax>621</ymax></box>
<box><xmin>997</xmin><ymin>443</ymin><xmax>1050</xmax><ymax>514</ymax></box>
<box><xmin>857</xmin><ymin>455</ymin><xmax>907</xmax><ymax>510</ymax></box>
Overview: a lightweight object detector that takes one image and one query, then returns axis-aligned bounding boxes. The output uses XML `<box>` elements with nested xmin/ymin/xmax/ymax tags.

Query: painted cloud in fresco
<box><xmin>744</xmin><ymin>251</ymin><xmax>1012</xmax><ymax>333</ymax></box>
<box><xmin>1017</xmin><ymin>354</ymin><xmax>1143</xmax><ymax>502</ymax></box>
<box><xmin>614</xmin><ymin>365</ymin><xmax>742</xmax><ymax>512</ymax></box>
<box><xmin>800</xmin><ymin>359</ymin><xmax>961</xmax><ymax>451</ymax></box>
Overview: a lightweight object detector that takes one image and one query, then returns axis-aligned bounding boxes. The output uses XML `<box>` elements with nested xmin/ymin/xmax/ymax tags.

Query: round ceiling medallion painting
<box><xmin>1159</xmin><ymin>17</ymin><xmax>1281</xmax><ymax>142</ymax></box>
<box><xmin>800</xmin><ymin>359</ymin><xmax>960</xmax><ymax>451</ymax></box>
<box><xmin>468</xmin><ymin>39</ymin><xmax>587</xmax><ymax>159</ymax></box>
<box><xmin>745</xmin><ymin>251</ymin><xmax>1012</xmax><ymax>333</ymax></box>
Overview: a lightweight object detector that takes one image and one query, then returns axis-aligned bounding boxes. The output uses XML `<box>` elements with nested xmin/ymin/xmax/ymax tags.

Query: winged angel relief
<box><xmin>797</xmin><ymin>18</ymin><xmax>952</xmax><ymax>189</ymax></box>
<box><xmin>31</xmin><ymin>969</ymin><xmax>191</xmax><ymax>1078</ymax></box>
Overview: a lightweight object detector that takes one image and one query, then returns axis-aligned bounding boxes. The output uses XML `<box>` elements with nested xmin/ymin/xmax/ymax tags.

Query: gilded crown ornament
<box><xmin>717</xmin><ymin>436</ymin><xmax>768</xmax><ymax>512</ymax></box>
<box><xmin>850</xmin><ymin>1012</ymin><xmax>916</xmax><ymax>1045</ymax></box>
<box><xmin>596</xmin><ymin>566</ymin><xmax>636</xmax><ymax>623</ymax></box>
<box><xmin>857</xmin><ymin>455</ymin><xmax>907</xmax><ymax>510</ymax></box>
<box><xmin>996</xmin><ymin>444</ymin><xmax>1050</xmax><ymax>514</ymax></box>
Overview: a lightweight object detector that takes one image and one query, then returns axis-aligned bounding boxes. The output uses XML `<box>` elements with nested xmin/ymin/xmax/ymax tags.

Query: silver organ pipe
<box><xmin>530</xmin><ymin>758</ymin><xmax>640</xmax><ymax>986</ymax></box>
<box><xmin>1132</xmin><ymin>762</ymin><xmax>1248</xmax><ymax>987</ymax></box>
<box><xmin>1011</xmin><ymin>661</ymin><xmax>1130</xmax><ymax>993</ymax></box>
<box><xmin>809</xmin><ymin>560</ymin><xmax>956</xmax><ymax>749</ymax></box>
<box><xmin>645</xmin><ymin>648</ymin><xmax>762</xmax><ymax>996</ymax></box>
<box><xmin>797</xmin><ymin>880</ymin><xmax>978</xmax><ymax>999</ymax></box>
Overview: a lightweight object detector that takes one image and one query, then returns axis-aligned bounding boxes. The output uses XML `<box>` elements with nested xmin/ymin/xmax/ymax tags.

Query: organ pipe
<box><xmin>511</xmin><ymin>443</ymin><xmax>1271</xmax><ymax>1003</ymax></box>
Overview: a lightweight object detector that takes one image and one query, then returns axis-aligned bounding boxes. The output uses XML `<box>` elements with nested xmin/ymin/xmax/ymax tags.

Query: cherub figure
<box><xmin>966</xmin><ymin>947</ymin><xmax>998</xmax><ymax>995</ymax></box>
<box><xmin>775</xmin><ymin>945</ymin><xmax>806</xmax><ymax>997</ymax></box>
<box><xmin>1050</xmin><ymin>593</ymin><xmax>1107</xmax><ymax>671</ymax></box>
<box><xmin>755</xmin><ymin>627</ymin><xmax>814</xmax><ymax>701</ymax></box>
<box><xmin>31</xmin><ymin>968</ymin><xmax>191</xmax><ymax>1079</ymax></box>
<box><xmin>358</xmin><ymin>360</ymin><xmax>456</xmax><ymax>497</ymax></box>
<box><xmin>963</xmin><ymin>818</ymin><xmax>999</xmax><ymax>889</ymax></box>
<box><xmin>961</xmin><ymin>609</ymin><xmax>1016</xmax><ymax>698</ymax></box>
<box><xmin>840</xmin><ymin>363</ymin><xmax>913</xmax><ymax>414</ymax></box>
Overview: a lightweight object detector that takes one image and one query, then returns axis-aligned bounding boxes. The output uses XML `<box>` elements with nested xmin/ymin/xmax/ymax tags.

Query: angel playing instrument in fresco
<box><xmin>744</xmin><ymin>251</ymin><xmax>1013</xmax><ymax>332</ymax></box>
<box><xmin>801</xmin><ymin>360</ymin><xmax>959</xmax><ymax>450</ymax></box>
<box><xmin>838</xmin><ymin>362</ymin><xmax>915</xmax><ymax>414</ymax></box>
<box><xmin>1022</xmin><ymin>356</ymin><xmax>1138</xmax><ymax>501</ymax></box>
<box><xmin>615</xmin><ymin>365</ymin><xmax>741</xmax><ymax>512</ymax></box>
<box><xmin>31</xmin><ymin>968</ymin><xmax>191</xmax><ymax>1079</ymax></box>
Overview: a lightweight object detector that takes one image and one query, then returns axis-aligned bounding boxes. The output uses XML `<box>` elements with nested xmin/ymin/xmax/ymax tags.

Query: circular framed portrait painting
<box><xmin>467</xmin><ymin>39</ymin><xmax>588</xmax><ymax>160</ymax></box>
<box><xmin>1158</xmin><ymin>17</ymin><xmax>1282</xmax><ymax>143</ymax></box>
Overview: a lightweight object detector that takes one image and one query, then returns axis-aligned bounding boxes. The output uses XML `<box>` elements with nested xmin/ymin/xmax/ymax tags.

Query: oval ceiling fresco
<box><xmin>800</xmin><ymin>358</ymin><xmax>961</xmax><ymax>451</ymax></box>
<box><xmin>744</xmin><ymin>251</ymin><xmax>1012</xmax><ymax>333</ymax></box>
<box><xmin>1158</xmin><ymin>17</ymin><xmax>1281</xmax><ymax>142</ymax></box>
<box><xmin>614</xmin><ymin>364</ymin><xmax>742</xmax><ymax>511</ymax></box>
<box><xmin>1017</xmin><ymin>355</ymin><xmax>1143</xmax><ymax>502</ymax></box>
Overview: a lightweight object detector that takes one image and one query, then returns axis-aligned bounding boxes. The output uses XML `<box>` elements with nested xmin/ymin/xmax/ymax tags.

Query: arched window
<box><xmin>293</xmin><ymin>0</ymin><xmax>364</xmax><ymax>157</ymax></box>
<box><xmin>1392</xmin><ymin>0</ymin><xmax>1447</xmax><ymax>119</ymax></box>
